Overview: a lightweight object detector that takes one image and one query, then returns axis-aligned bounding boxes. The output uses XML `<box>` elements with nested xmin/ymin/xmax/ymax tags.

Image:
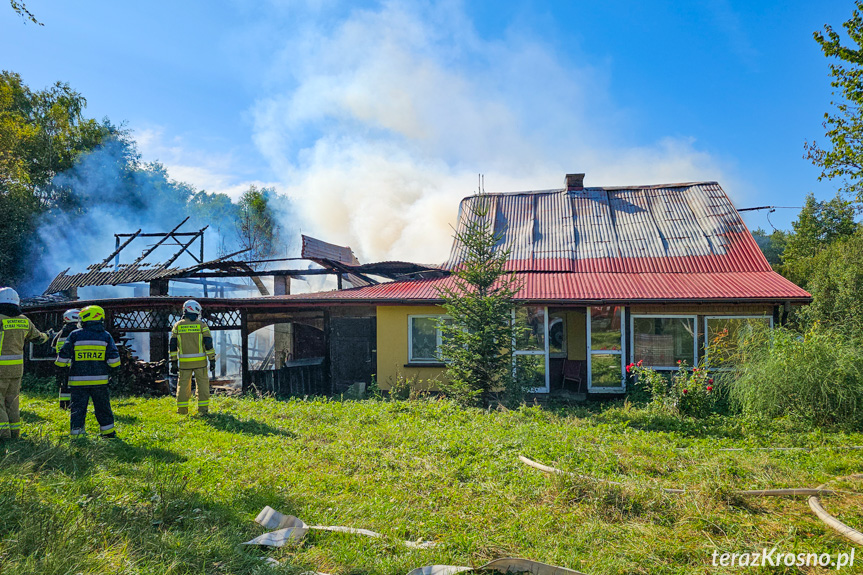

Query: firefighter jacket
<box><xmin>55</xmin><ymin>322</ymin><xmax>121</xmax><ymax>386</ymax></box>
<box><xmin>169</xmin><ymin>318</ymin><xmax>215</xmax><ymax>370</ymax></box>
<box><xmin>0</xmin><ymin>314</ymin><xmax>48</xmax><ymax>378</ymax></box>
<box><xmin>52</xmin><ymin>322</ymin><xmax>78</xmax><ymax>354</ymax></box>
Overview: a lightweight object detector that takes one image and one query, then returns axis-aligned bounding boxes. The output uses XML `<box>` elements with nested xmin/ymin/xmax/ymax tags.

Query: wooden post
<box><xmin>241</xmin><ymin>311</ymin><xmax>250</xmax><ymax>393</ymax></box>
<box><xmin>149</xmin><ymin>279</ymin><xmax>169</xmax><ymax>362</ymax></box>
<box><xmin>273</xmin><ymin>277</ymin><xmax>291</xmax><ymax>368</ymax></box>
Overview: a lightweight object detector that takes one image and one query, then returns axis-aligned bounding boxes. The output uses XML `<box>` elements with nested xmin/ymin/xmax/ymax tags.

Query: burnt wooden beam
<box><xmin>131</xmin><ymin>218</ymin><xmax>190</xmax><ymax>267</ymax></box>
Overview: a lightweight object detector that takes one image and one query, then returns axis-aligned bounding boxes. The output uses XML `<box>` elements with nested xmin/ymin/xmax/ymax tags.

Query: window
<box><xmin>408</xmin><ymin>315</ymin><xmax>451</xmax><ymax>363</ymax></box>
<box><xmin>631</xmin><ymin>315</ymin><xmax>697</xmax><ymax>370</ymax></box>
<box><xmin>513</xmin><ymin>306</ymin><xmax>549</xmax><ymax>392</ymax></box>
<box><xmin>514</xmin><ymin>306</ymin><xmax>546</xmax><ymax>351</ymax></box>
<box><xmin>588</xmin><ymin>306</ymin><xmax>624</xmax><ymax>390</ymax></box>
<box><xmin>704</xmin><ymin>315</ymin><xmax>773</xmax><ymax>368</ymax></box>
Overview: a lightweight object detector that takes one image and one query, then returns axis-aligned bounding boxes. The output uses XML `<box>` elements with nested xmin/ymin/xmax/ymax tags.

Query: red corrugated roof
<box><xmin>444</xmin><ymin>183</ymin><xmax>772</xmax><ymax>273</ymax></box>
<box><xmin>279</xmin><ymin>181</ymin><xmax>811</xmax><ymax>305</ymax></box>
<box><xmin>279</xmin><ymin>270</ymin><xmax>810</xmax><ymax>303</ymax></box>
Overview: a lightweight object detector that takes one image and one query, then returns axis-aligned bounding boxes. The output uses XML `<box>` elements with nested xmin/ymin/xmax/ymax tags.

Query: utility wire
<box><xmin>738</xmin><ymin>205</ymin><xmax>803</xmax><ymax>212</ymax></box>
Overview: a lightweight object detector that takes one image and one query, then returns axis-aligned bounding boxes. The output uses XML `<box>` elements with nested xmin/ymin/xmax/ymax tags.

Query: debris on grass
<box><xmin>243</xmin><ymin>506</ymin><xmax>437</xmax><ymax>549</ymax></box>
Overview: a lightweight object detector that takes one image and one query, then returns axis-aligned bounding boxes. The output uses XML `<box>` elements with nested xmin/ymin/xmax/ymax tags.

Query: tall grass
<box><xmin>3</xmin><ymin>392</ymin><xmax>862</xmax><ymax>574</ymax></box>
<box><xmin>726</xmin><ymin>323</ymin><xmax>863</xmax><ymax>429</ymax></box>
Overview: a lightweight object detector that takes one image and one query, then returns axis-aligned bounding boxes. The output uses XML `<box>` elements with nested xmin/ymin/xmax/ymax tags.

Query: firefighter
<box><xmin>55</xmin><ymin>305</ymin><xmax>121</xmax><ymax>438</ymax></box>
<box><xmin>52</xmin><ymin>308</ymin><xmax>80</xmax><ymax>410</ymax></box>
<box><xmin>0</xmin><ymin>287</ymin><xmax>49</xmax><ymax>441</ymax></box>
<box><xmin>169</xmin><ymin>300</ymin><xmax>216</xmax><ymax>415</ymax></box>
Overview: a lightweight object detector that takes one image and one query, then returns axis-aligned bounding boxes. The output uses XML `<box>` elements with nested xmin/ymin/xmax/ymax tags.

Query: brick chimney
<box><xmin>565</xmin><ymin>173</ymin><xmax>585</xmax><ymax>191</ymax></box>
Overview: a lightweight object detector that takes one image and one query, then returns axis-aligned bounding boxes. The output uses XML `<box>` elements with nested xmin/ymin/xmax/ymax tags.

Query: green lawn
<box><xmin>2</xmin><ymin>392</ymin><xmax>862</xmax><ymax>574</ymax></box>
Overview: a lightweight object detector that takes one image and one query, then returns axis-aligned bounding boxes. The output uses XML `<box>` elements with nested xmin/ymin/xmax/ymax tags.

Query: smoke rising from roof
<box><xmin>251</xmin><ymin>1</ymin><xmax>729</xmax><ymax>266</ymax></box>
<box><xmin>24</xmin><ymin>137</ymin><xmax>246</xmax><ymax>296</ymax></box>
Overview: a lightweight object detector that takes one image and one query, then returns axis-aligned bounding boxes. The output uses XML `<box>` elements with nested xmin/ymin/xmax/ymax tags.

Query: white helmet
<box><xmin>183</xmin><ymin>300</ymin><xmax>202</xmax><ymax>315</ymax></box>
<box><xmin>0</xmin><ymin>287</ymin><xmax>20</xmax><ymax>306</ymax></box>
<box><xmin>63</xmin><ymin>308</ymin><xmax>81</xmax><ymax>323</ymax></box>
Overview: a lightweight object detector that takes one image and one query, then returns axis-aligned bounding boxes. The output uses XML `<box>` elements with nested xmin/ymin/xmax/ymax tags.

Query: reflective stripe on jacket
<box><xmin>169</xmin><ymin>319</ymin><xmax>215</xmax><ymax>369</ymax></box>
<box><xmin>0</xmin><ymin>314</ymin><xmax>48</xmax><ymax>378</ymax></box>
<box><xmin>55</xmin><ymin>323</ymin><xmax>121</xmax><ymax>386</ymax></box>
<box><xmin>52</xmin><ymin>323</ymin><xmax>78</xmax><ymax>354</ymax></box>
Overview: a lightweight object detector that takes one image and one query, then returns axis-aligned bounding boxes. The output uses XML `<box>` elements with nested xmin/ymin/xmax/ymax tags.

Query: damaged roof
<box><xmin>280</xmin><ymin>180</ymin><xmax>811</xmax><ymax>303</ymax></box>
<box><xmin>445</xmin><ymin>182</ymin><xmax>770</xmax><ymax>273</ymax></box>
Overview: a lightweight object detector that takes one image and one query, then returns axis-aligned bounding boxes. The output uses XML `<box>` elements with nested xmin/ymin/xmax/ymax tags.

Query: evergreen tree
<box><xmin>436</xmin><ymin>192</ymin><xmax>527</xmax><ymax>407</ymax></box>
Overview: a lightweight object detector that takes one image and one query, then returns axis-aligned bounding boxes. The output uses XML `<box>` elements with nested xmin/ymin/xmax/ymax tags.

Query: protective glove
<box><xmin>169</xmin><ymin>361</ymin><xmax>178</xmax><ymax>375</ymax></box>
<box><xmin>209</xmin><ymin>358</ymin><xmax>217</xmax><ymax>371</ymax></box>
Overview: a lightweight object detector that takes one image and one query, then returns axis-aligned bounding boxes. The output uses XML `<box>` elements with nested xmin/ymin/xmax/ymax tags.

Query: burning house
<box><xmin>23</xmin><ymin>173</ymin><xmax>811</xmax><ymax>398</ymax></box>
<box><xmin>23</xmin><ymin>218</ymin><xmax>443</xmax><ymax>395</ymax></box>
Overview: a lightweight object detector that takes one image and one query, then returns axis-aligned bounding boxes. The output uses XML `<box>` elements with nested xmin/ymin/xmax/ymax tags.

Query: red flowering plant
<box><xmin>627</xmin><ymin>358</ymin><xmax>718</xmax><ymax>417</ymax></box>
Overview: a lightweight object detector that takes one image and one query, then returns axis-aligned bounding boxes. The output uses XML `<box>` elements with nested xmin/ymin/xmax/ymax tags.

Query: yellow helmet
<box><xmin>79</xmin><ymin>305</ymin><xmax>106</xmax><ymax>322</ymax></box>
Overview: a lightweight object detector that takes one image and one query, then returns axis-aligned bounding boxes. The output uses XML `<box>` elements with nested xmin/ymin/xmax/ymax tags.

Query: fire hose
<box><xmin>519</xmin><ymin>456</ymin><xmax>863</xmax><ymax>545</ymax></box>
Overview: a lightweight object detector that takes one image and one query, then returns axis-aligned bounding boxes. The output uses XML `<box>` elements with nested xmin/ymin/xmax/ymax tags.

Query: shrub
<box><xmin>726</xmin><ymin>323</ymin><xmax>863</xmax><ymax>429</ymax></box>
<box><xmin>21</xmin><ymin>373</ymin><xmax>56</xmax><ymax>394</ymax></box>
<box><xmin>386</xmin><ymin>371</ymin><xmax>429</xmax><ymax>401</ymax></box>
<box><xmin>628</xmin><ymin>360</ymin><xmax>718</xmax><ymax>418</ymax></box>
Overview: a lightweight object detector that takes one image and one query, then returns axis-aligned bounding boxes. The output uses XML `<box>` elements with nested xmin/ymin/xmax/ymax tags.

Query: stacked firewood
<box><xmin>114</xmin><ymin>335</ymin><xmax>171</xmax><ymax>396</ymax></box>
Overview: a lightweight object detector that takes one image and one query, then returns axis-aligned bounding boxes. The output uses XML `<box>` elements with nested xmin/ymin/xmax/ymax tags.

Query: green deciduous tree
<box><xmin>806</xmin><ymin>2</ymin><xmax>863</xmax><ymax>202</ymax></box>
<box><xmin>236</xmin><ymin>185</ymin><xmax>284</xmax><ymax>265</ymax></box>
<box><xmin>1</xmin><ymin>71</ymin><xmax>112</xmax><ymax>284</ymax></box>
<box><xmin>436</xmin><ymin>193</ymin><xmax>527</xmax><ymax>408</ymax></box>
<box><xmin>781</xmin><ymin>193</ymin><xmax>860</xmax><ymax>285</ymax></box>
<box><xmin>751</xmin><ymin>227</ymin><xmax>789</xmax><ymax>268</ymax></box>
<box><xmin>797</xmin><ymin>231</ymin><xmax>863</xmax><ymax>330</ymax></box>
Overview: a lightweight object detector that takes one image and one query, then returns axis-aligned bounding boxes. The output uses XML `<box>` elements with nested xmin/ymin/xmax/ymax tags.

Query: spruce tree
<box><xmin>436</xmin><ymin>191</ymin><xmax>527</xmax><ymax>407</ymax></box>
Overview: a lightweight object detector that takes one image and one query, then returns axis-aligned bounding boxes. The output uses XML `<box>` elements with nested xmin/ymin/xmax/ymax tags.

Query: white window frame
<box><xmin>512</xmin><ymin>306</ymin><xmax>550</xmax><ymax>393</ymax></box>
<box><xmin>407</xmin><ymin>314</ymin><xmax>450</xmax><ymax>364</ymax></box>
<box><xmin>630</xmin><ymin>314</ymin><xmax>698</xmax><ymax>371</ymax></box>
<box><xmin>29</xmin><ymin>341</ymin><xmax>56</xmax><ymax>361</ymax></box>
<box><xmin>586</xmin><ymin>305</ymin><xmax>626</xmax><ymax>393</ymax></box>
<box><xmin>703</xmin><ymin>314</ymin><xmax>773</xmax><ymax>368</ymax></box>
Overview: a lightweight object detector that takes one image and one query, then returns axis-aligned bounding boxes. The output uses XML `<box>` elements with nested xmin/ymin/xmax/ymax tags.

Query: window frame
<box><xmin>629</xmin><ymin>314</ymin><xmax>698</xmax><ymax>371</ymax></box>
<box><xmin>29</xmin><ymin>341</ymin><xmax>57</xmax><ymax>362</ymax></box>
<box><xmin>407</xmin><ymin>314</ymin><xmax>451</xmax><ymax>364</ymax></box>
<box><xmin>512</xmin><ymin>306</ymin><xmax>550</xmax><ymax>393</ymax></box>
<box><xmin>703</xmin><ymin>314</ymin><xmax>773</xmax><ymax>369</ymax></box>
<box><xmin>586</xmin><ymin>305</ymin><xmax>626</xmax><ymax>393</ymax></box>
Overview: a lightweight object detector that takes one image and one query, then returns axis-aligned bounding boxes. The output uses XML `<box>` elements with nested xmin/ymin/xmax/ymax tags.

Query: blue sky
<box><xmin>1</xmin><ymin>0</ymin><xmax>853</xmax><ymax>264</ymax></box>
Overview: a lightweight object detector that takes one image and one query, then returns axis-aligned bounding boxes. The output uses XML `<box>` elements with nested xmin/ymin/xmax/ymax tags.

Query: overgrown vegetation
<box><xmin>628</xmin><ymin>320</ymin><xmax>863</xmax><ymax>430</ymax></box>
<box><xmin>1</xmin><ymin>392</ymin><xmax>861</xmax><ymax>575</ymax></box>
<box><xmin>725</xmin><ymin>323</ymin><xmax>863</xmax><ymax>429</ymax></box>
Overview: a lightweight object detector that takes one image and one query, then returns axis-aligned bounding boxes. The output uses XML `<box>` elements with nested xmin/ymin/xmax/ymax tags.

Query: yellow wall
<box><xmin>376</xmin><ymin>305</ymin><xmax>590</xmax><ymax>390</ymax></box>
<box><xmin>562</xmin><ymin>309</ymin><xmax>586</xmax><ymax>360</ymax></box>
<box><xmin>375</xmin><ymin>304</ymin><xmax>778</xmax><ymax>392</ymax></box>
<box><xmin>376</xmin><ymin>305</ymin><xmax>449</xmax><ymax>390</ymax></box>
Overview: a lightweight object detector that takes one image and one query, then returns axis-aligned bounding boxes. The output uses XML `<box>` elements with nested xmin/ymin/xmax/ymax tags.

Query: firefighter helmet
<box><xmin>0</xmin><ymin>287</ymin><xmax>20</xmax><ymax>306</ymax></box>
<box><xmin>63</xmin><ymin>308</ymin><xmax>81</xmax><ymax>323</ymax></box>
<box><xmin>79</xmin><ymin>305</ymin><xmax>105</xmax><ymax>322</ymax></box>
<box><xmin>183</xmin><ymin>300</ymin><xmax>202</xmax><ymax>315</ymax></box>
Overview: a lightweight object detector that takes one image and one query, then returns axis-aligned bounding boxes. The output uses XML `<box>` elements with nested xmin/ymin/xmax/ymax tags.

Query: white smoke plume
<box><xmin>24</xmin><ymin>138</ymin><xmax>253</xmax><ymax>297</ymax></box>
<box><xmin>252</xmin><ymin>1</ymin><xmax>730</xmax><ymax>266</ymax></box>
